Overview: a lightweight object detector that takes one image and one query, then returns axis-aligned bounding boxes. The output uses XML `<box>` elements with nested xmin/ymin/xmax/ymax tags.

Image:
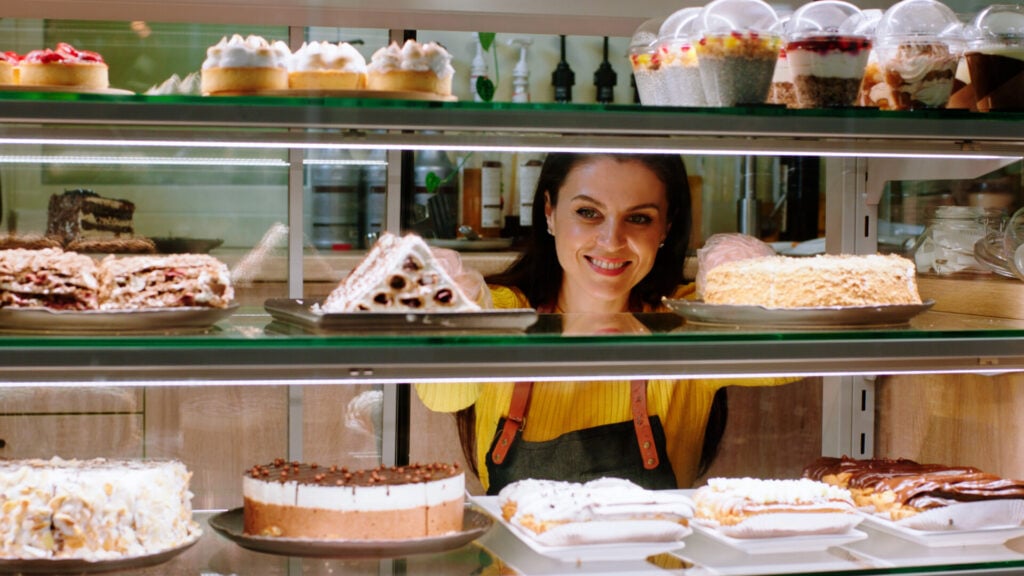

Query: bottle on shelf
<box><xmin>552</xmin><ymin>35</ymin><xmax>575</xmax><ymax>103</ymax></box>
<box><xmin>594</xmin><ymin>37</ymin><xmax>617</xmax><ymax>104</ymax></box>
<box><xmin>516</xmin><ymin>154</ymin><xmax>544</xmax><ymax>241</ymax></box>
<box><xmin>509</xmin><ymin>37</ymin><xmax>533</xmax><ymax>103</ymax></box>
<box><xmin>480</xmin><ymin>157</ymin><xmax>505</xmax><ymax>238</ymax></box>
<box><xmin>460</xmin><ymin>153</ymin><xmax>482</xmax><ymax>238</ymax></box>
<box><xmin>470</xmin><ymin>37</ymin><xmax>490</xmax><ymax>103</ymax></box>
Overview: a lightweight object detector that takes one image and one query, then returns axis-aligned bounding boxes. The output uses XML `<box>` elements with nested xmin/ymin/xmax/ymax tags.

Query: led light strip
<box><xmin>0</xmin><ymin>135</ymin><xmax>1019</xmax><ymax>161</ymax></box>
<box><xmin>0</xmin><ymin>155</ymin><xmax>390</xmax><ymax>167</ymax></box>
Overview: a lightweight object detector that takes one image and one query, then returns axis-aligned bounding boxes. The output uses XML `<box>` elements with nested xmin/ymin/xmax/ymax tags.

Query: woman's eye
<box><xmin>576</xmin><ymin>207</ymin><xmax>600</xmax><ymax>219</ymax></box>
<box><xmin>627</xmin><ymin>214</ymin><xmax>654</xmax><ymax>225</ymax></box>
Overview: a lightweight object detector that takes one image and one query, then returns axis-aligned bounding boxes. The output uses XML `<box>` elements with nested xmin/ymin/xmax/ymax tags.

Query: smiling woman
<box><xmin>415</xmin><ymin>152</ymin><xmax>795</xmax><ymax>495</ymax></box>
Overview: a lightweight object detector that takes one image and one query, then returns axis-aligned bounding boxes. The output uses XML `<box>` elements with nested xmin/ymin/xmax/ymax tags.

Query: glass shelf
<box><xmin>2</xmin><ymin>92</ymin><xmax>1024</xmax><ymax>158</ymax></box>
<box><xmin>2</xmin><ymin>308</ymin><xmax>1021</xmax><ymax>385</ymax></box>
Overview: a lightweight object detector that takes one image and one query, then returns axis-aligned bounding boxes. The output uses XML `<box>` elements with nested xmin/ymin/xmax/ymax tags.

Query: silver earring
<box><xmin>547</xmin><ymin>227</ymin><xmax>555</xmax><ymax>236</ymax></box>
<box><xmin>658</xmin><ymin>242</ymin><xmax>665</xmax><ymax>248</ymax></box>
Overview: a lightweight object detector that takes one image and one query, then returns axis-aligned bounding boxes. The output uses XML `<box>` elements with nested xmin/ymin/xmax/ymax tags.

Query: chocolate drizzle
<box><xmin>248</xmin><ymin>458</ymin><xmax>460</xmax><ymax>487</ymax></box>
<box><xmin>803</xmin><ymin>456</ymin><xmax>1024</xmax><ymax>509</ymax></box>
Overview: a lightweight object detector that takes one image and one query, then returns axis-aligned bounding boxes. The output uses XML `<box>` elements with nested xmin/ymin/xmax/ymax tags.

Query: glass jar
<box><xmin>912</xmin><ymin>205</ymin><xmax>1004</xmax><ymax>274</ymax></box>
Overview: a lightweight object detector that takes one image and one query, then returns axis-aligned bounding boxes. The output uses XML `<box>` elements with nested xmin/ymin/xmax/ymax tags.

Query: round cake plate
<box><xmin>0</xmin><ymin>304</ymin><xmax>238</xmax><ymax>333</ymax></box>
<box><xmin>663</xmin><ymin>299</ymin><xmax>936</xmax><ymax>328</ymax></box>
<box><xmin>206</xmin><ymin>88</ymin><xmax>457</xmax><ymax>102</ymax></box>
<box><xmin>0</xmin><ymin>84</ymin><xmax>133</xmax><ymax>95</ymax></box>
<box><xmin>0</xmin><ymin>532</ymin><xmax>200</xmax><ymax>574</ymax></box>
<box><xmin>209</xmin><ymin>506</ymin><xmax>492</xmax><ymax>558</ymax></box>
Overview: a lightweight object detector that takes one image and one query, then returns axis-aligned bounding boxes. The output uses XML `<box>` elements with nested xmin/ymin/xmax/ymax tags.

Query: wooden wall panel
<box><xmin>0</xmin><ymin>386</ymin><xmax>141</xmax><ymax>413</ymax></box>
<box><xmin>301</xmin><ymin>384</ymin><xmax>383</xmax><ymax>470</ymax></box>
<box><xmin>0</xmin><ymin>414</ymin><xmax>142</xmax><ymax>459</ymax></box>
<box><xmin>877</xmin><ymin>373</ymin><xmax>1024</xmax><ymax>478</ymax></box>
<box><xmin>699</xmin><ymin>377</ymin><xmax>823</xmax><ymax>484</ymax></box>
<box><xmin>144</xmin><ymin>386</ymin><xmax>289</xmax><ymax>510</ymax></box>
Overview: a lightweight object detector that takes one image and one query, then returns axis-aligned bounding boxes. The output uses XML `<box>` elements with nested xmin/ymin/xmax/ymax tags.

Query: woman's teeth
<box><xmin>589</xmin><ymin>258</ymin><xmax>627</xmax><ymax>270</ymax></box>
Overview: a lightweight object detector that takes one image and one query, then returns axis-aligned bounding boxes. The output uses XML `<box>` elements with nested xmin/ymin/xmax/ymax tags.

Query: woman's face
<box><xmin>544</xmin><ymin>157</ymin><xmax>671</xmax><ymax>313</ymax></box>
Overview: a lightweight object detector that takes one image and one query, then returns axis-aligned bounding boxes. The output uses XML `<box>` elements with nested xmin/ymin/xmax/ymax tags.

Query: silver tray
<box><xmin>264</xmin><ymin>298</ymin><xmax>537</xmax><ymax>333</ymax></box>
<box><xmin>664</xmin><ymin>299</ymin><xmax>935</xmax><ymax>328</ymax></box>
<box><xmin>0</xmin><ymin>304</ymin><xmax>238</xmax><ymax>333</ymax></box>
<box><xmin>426</xmin><ymin>238</ymin><xmax>515</xmax><ymax>252</ymax></box>
<box><xmin>0</xmin><ymin>533</ymin><xmax>200</xmax><ymax>573</ymax></box>
<box><xmin>209</xmin><ymin>506</ymin><xmax>492</xmax><ymax>558</ymax></box>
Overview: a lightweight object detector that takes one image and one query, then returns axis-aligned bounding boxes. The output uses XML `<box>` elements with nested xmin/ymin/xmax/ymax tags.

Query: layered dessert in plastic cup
<box><xmin>656</xmin><ymin>8</ymin><xmax>706</xmax><ymax>106</ymax></box>
<box><xmin>964</xmin><ymin>4</ymin><xmax>1024</xmax><ymax>111</ymax></box>
<box><xmin>630</xmin><ymin>18</ymin><xmax>666</xmax><ymax>105</ymax></box>
<box><xmin>786</xmin><ymin>0</ymin><xmax>872</xmax><ymax>108</ymax></box>
<box><xmin>768</xmin><ymin>17</ymin><xmax>797</xmax><ymax>107</ymax></box>
<box><xmin>694</xmin><ymin>0</ymin><xmax>782</xmax><ymax>106</ymax></box>
<box><xmin>870</xmin><ymin>0</ymin><xmax>962</xmax><ymax>110</ymax></box>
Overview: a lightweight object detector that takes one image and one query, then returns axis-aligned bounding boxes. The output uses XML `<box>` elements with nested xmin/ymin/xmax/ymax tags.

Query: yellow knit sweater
<box><xmin>415</xmin><ymin>285</ymin><xmax>793</xmax><ymax>491</ymax></box>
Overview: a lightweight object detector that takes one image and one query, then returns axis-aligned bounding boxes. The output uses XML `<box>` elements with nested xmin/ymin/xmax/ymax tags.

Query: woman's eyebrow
<box><xmin>570</xmin><ymin>194</ymin><xmax>663</xmax><ymax>213</ymax></box>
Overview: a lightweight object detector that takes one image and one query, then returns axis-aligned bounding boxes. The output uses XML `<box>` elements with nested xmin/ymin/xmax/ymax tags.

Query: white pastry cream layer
<box><xmin>202</xmin><ymin>34</ymin><xmax>291</xmax><ymax>69</ymax></box>
<box><xmin>289</xmin><ymin>41</ymin><xmax>367</xmax><ymax>72</ymax></box>
<box><xmin>368</xmin><ymin>40</ymin><xmax>455</xmax><ymax>79</ymax></box>
<box><xmin>244</xmin><ymin>473</ymin><xmax>464</xmax><ymax>511</ymax></box>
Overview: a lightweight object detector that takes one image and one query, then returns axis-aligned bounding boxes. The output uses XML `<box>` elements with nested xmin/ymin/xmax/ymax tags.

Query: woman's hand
<box><xmin>430</xmin><ymin>247</ymin><xmax>494</xmax><ymax>308</ymax></box>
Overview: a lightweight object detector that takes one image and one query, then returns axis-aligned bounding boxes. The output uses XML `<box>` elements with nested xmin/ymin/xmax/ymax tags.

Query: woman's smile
<box><xmin>585</xmin><ymin>255</ymin><xmax>631</xmax><ymax>275</ymax></box>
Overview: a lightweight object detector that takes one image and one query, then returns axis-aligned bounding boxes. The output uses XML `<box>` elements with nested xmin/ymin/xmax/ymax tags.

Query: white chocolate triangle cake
<box><xmin>318</xmin><ymin>232</ymin><xmax>479</xmax><ymax>313</ymax></box>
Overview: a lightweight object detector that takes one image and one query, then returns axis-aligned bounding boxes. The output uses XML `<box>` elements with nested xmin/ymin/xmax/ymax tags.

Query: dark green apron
<box><xmin>484</xmin><ymin>380</ymin><xmax>678</xmax><ymax>495</ymax></box>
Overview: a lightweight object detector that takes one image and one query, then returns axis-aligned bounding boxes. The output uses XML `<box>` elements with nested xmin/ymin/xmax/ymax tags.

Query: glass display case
<box><xmin>2</xmin><ymin>3</ymin><xmax>1024</xmax><ymax>575</ymax></box>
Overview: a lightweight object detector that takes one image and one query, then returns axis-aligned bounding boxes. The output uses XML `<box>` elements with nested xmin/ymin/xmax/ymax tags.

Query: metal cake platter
<box><xmin>264</xmin><ymin>298</ymin><xmax>538</xmax><ymax>333</ymax></box>
<box><xmin>664</xmin><ymin>299</ymin><xmax>936</xmax><ymax>328</ymax></box>
<box><xmin>0</xmin><ymin>532</ymin><xmax>200</xmax><ymax>574</ymax></box>
<box><xmin>0</xmin><ymin>304</ymin><xmax>238</xmax><ymax>333</ymax></box>
<box><xmin>209</xmin><ymin>506</ymin><xmax>492</xmax><ymax>558</ymax></box>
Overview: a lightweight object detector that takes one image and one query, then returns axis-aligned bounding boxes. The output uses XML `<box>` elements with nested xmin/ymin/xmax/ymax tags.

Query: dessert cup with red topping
<box><xmin>694</xmin><ymin>0</ymin><xmax>782</xmax><ymax>106</ymax></box>
<box><xmin>786</xmin><ymin>0</ymin><xmax>873</xmax><ymax>109</ymax></box>
<box><xmin>19</xmin><ymin>43</ymin><xmax>108</xmax><ymax>89</ymax></box>
<box><xmin>630</xmin><ymin>18</ymin><xmax>667</xmax><ymax>106</ymax></box>
<box><xmin>767</xmin><ymin>17</ymin><xmax>797</xmax><ymax>107</ymax></box>
<box><xmin>655</xmin><ymin>8</ymin><xmax>706</xmax><ymax>106</ymax></box>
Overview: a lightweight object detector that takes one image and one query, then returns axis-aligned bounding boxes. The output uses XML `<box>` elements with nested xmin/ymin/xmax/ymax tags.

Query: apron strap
<box><xmin>490</xmin><ymin>381</ymin><xmax>533</xmax><ymax>465</ymax></box>
<box><xmin>631</xmin><ymin>380</ymin><xmax>660</xmax><ymax>470</ymax></box>
<box><xmin>490</xmin><ymin>380</ymin><xmax>660</xmax><ymax>470</ymax></box>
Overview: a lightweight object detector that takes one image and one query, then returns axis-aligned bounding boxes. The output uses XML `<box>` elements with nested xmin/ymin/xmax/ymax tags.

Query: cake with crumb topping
<box><xmin>243</xmin><ymin>459</ymin><xmax>464</xmax><ymax>539</ymax></box>
<box><xmin>702</xmin><ymin>253</ymin><xmax>921</xmax><ymax>308</ymax></box>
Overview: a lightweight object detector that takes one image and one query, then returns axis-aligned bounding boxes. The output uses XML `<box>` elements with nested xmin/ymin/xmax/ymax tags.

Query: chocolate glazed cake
<box><xmin>47</xmin><ymin>188</ymin><xmax>136</xmax><ymax>245</ymax></box>
<box><xmin>243</xmin><ymin>459</ymin><xmax>465</xmax><ymax>539</ymax></box>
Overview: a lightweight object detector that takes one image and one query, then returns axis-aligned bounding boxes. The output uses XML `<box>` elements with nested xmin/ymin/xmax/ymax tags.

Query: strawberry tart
<box><xmin>0</xmin><ymin>51</ymin><xmax>19</xmax><ymax>85</ymax></box>
<box><xmin>19</xmin><ymin>43</ymin><xmax>108</xmax><ymax>89</ymax></box>
<box><xmin>201</xmin><ymin>34</ymin><xmax>290</xmax><ymax>94</ymax></box>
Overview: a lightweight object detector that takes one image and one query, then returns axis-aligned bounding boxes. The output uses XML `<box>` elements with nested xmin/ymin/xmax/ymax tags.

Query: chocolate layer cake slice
<box><xmin>0</xmin><ymin>248</ymin><xmax>99</xmax><ymax>310</ymax></box>
<box><xmin>98</xmin><ymin>253</ymin><xmax>234</xmax><ymax>310</ymax></box>
<box><xmin>47</xmin><ymin>188</ymin><xmax>136</xmax><ymax>245</ymax></box>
